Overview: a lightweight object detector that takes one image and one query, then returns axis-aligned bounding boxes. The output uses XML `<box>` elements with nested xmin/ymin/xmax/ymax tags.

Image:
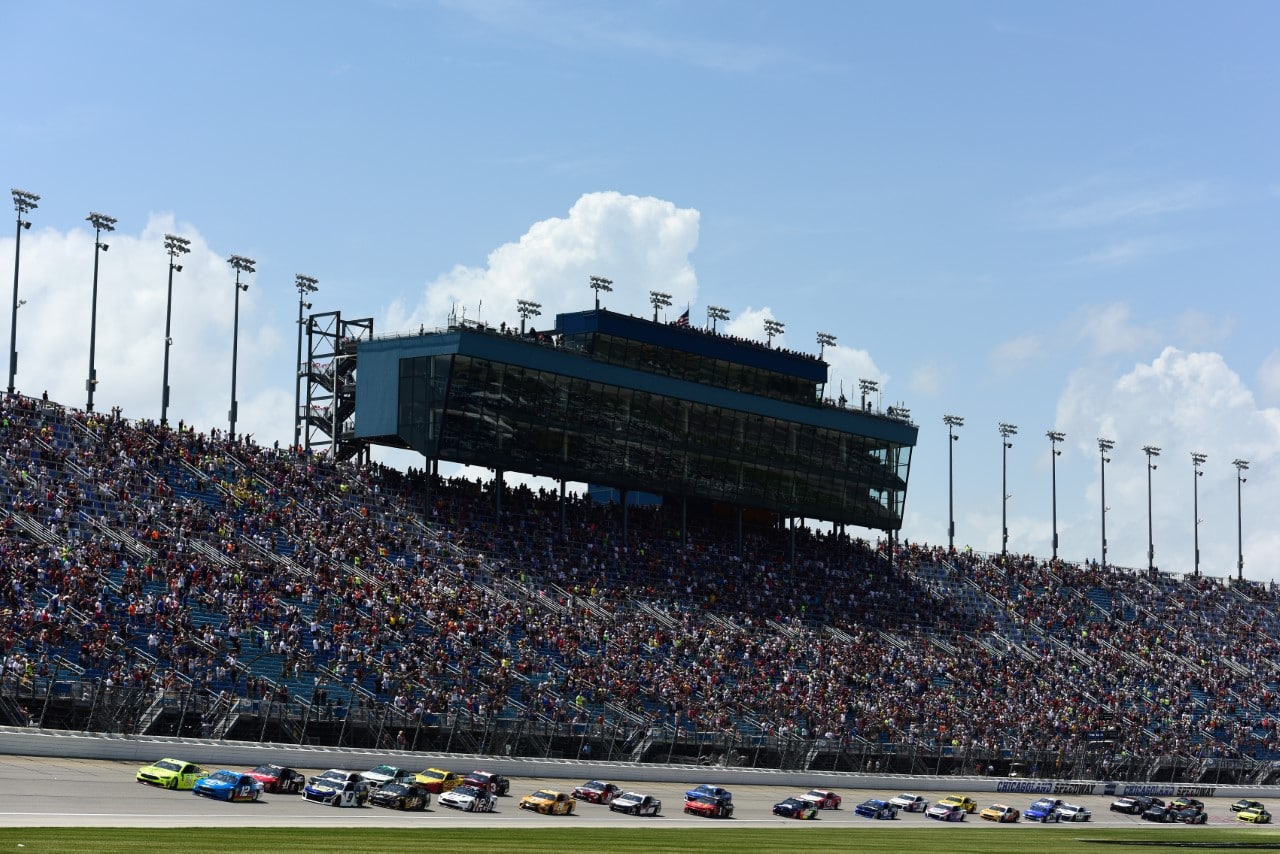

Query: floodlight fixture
<box><xmin>1047</xmin><ymin>430</ymin><xmax>1065</xmax><ymax>559</ymax></box>
<box><xmin>944</xmin><ymin>414</ymin><xmax>964</xmax><ymax>549</ymax></box>
<box><xmin>227</xmin><ymin>255</ymin><xmax>256</xmax><ymax>441</ymax></box>
<box><xmin>294</xmin><ymin>275</ymin><xmax>319</xmax><ymax>450</ymax></box>
<box><xmin>816</xmin><ymin>331</ymin><xmax>836</xmax><ymax>358</ymax></box>
<box><xmin>858</xmin><ymin>378</ymin><xmax>878</xmax><ymax>411</ymax></box>
<box><xmin>649</xmin><ymin>290</ymin><xmax>672</xmax><ymax>322</ymax></box>
<box><xmin>160</xmin><ymin>234</ymin><xmax>191</xmax><ymax>425</ymax></box>
<box><xmin>517</xmin><ymin>298</ymin><xmax>542</xmax><ymax>334</ymax></box>
<box><xmin>763</xmin><ymin>317</ymin><xmax>785</xmax><ymax>346</ymax></box>
<box><xmin>589</xmin><ymin>275</ymin><xmax>613</xmax><ymax>310</ymax></box>
<box><xmin>84</xmin><ymin>211</ymin><xmax>118</xmax><ymax>412</ymax></box>
<box><xmin>707</xmin><ymin>305</ymin><xmax>729</xmax><ymax>332</ymax></box>
<box><xmin>1233</xmin><ymin>458</ymin><xmax>1249</xmax><ymax>579</ymax></box>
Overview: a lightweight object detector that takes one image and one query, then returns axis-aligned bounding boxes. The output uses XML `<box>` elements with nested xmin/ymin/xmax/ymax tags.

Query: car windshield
<box><xmin>421</xmin><ymin>770</ymin><xmax>447</xmax><ymax>781</ymax></box>
<box><xmin>369</xmin><ymin>765</ymin><xmax>398</xmax><ymax>776</ymax></box>
<box><xmin>865</xmin><ymin>800</ymin><xmax>886</xmax><ymax>808</ymax></box>
<box><xmin>532</xmin><ymin>791</ymin><xmax>557</xmax><ymax>800</ymax></box>
<box><xmin>896</xmin><ymin>794</ymin><xmax>918</xmax><ymax>801</ymax></box>
<box><xmin>210</xmin><ymin>771</ymin><xmax>239</xmax><ymax>783</ymax></box>
<box><xmin>453</xmin><ymin>785</ymin><xmax>482</xmax><ymax>797</ymax></box>
<box><xmin>1032</xmin><ymin>799</ymin><xmax>1056</xmax><ymax>809</ymax></box>
<box><xmin>693</xmin><ymin>796</ymin><xmax>717</xmax><ymax>805</ymax></box>
<box><xmin>318</xmin><ymin>771</ymin><xmax>347</xmax><ymax>783</ymax></box>
<box><xmin>381</xmin><ymin>783</ymin><xmax>411</xmax><ymax>795</ymax></box>
<box><xmin>807</xmin><ymin>790</ymin><xmax>829</xmax><ymax>798</ymax></box>
<box><xmin>154</xmin><ymin>760</ymin><xmax>182</xmax><ymax>771</ymax></box>
<box><xmin>580</xmin><ymin>781</ymin><xmax>605</xmax><ymax>790</ymax></box>
<box><xmin>251</xmin><ymin>765</ymin><xmax>280</xmax><ymax>776</ymax></box>
<box><xmin>619</xmin><ymin>793</ymin><xmax>643</xmax><ymax>801</ymax></box>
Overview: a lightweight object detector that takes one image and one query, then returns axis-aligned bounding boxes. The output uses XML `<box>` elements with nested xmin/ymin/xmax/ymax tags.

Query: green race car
<box><xmin>136</xmin><ymin>757</ymin><xmax>207</xmax><ymax>790</ymax></box>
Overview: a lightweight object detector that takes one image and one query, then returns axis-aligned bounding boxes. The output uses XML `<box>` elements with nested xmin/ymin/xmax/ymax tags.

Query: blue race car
<box><xmin>773</xmin><ymin>796</ymin><xmax>819</xmax><ymax>819</ymax></box>
<box><xmin>854</xmin><ymin>798</ymin><xmax>898</xmax><ymax>819</ymax></box>
<box><xmin>192</xmin><ymin>769</ymin><xmax>264</xmax><ymax>802</ymax></box>
<box><xmin>1025</xmin><ymin>797</ymin><xmax>1063</xmax><ymax>822</ymax></box>
<box><xmin>684</xmin><ymin>784</ymin><xmax>733</xmax><ymax>803</ymax></box>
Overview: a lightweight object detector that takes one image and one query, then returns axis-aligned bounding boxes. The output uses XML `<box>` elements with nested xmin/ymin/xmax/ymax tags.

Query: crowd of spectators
<box><xmin>2</xmin><ymin>391</ymin><xmax>1279</xmax><ymax>774</ymax></box>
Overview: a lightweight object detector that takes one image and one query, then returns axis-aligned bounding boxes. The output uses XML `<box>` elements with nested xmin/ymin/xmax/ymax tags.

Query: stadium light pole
<box><xmin>1143</xmin><ymin>445</ymin><xmax>1161</xmax><ymax>576</ymax></box>
<box><xmin>227</xmin><ymin>254</ymin><xmax>255</xmax><ymax>442</ymax></box>
<box><xmin>517</xmin><ymin>299</ymin><xmax>541</xmax><ymax>334</ymax></box>
<box><xmin>85</xmin><ymin>212</ymin><xmax>116</xmax><ymax>412</ymax></box>
<box><xmin>1191</xmin><ymin>452</ymin><xmax>1206</xmax><ymax>576</ymax></box>
<box><xmin>816</xmin><ymin>331</ymin><xmax>836</xmax><ymax>359</ymax></box>
<box><xmin>160</xmin><ymin>234</ymin><xmax>190</xmax><ymax>426</ymax></box>
<box><xmin>649</xmin><ymin>290</ymin><xmax>672</xmax><ymax>322</ymax></box>
<box><xmin>1233</xmin><ymin>459</ymin><xmax>1248</xmax><ymax>580</ymax></box>
<box><xmin>1047</xmin><ymin>430</ymin><xmax>1065</xmax><ymax>560</ymax></box>
<box><xmin>944</xmin><ymin>415</ymin><xmax>963</xmax><ymax>550</ymax></box>
<box><xmin>858</xmin><ymin>378</ymin><xmax>877</xmax><ymax>411</ymax></box>
<box><xmin>294</xmin><ymin>274</ymin><xmax>318</xmax><ymax>451</ymax></box>
<box><xmin>9</xmin><ymin>189</ymin><xmax>39</xmax><ymax>398</ymax></box>
<box><xmin>763</xmin><ymin>318</ymin><xmax>784</xmax><ymax>347</ymax></box>
<box><xmin>707</xmin><ymin>305</ymin><xmax>729</xmax><ymax>332</ymax></box>
<box><xmin>1098</xmin><ymin>438</ymin><xmax>1113</xmax><ymax>567</ymax></box>
<box><xmin>589</xmin><ymin>275</ymin><xmax>612</xmax><ymax>310</ymax></box>
<box><xmin>999</xmin><ymin>423</ymin><xmax>1017</xmax><ymax>557</ymax></box>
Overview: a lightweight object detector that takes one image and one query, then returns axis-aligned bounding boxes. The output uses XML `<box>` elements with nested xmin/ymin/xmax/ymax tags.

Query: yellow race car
<box><xmin>1238</xmin><ymin>806</ymin><xmax>1272</xmax><ymax>824</ymax></box>
<box><xmin>519</xmin><ymin>789</ymin><xmax>577</xmax><ymax>815</ymax></box>
<box><xmin>414</xmin><ymin>767</ymin><xmax>465</xmax><ymax>794</ymax></box>
<box><xmin>938</xmin><ymin>794</ymin><xmax>979</xmax><ymax>813</ymax></box>
<box><xmin>136</xmin><ymin>757</ymin><xmax>207</xmax><ymax>790</ymax></box>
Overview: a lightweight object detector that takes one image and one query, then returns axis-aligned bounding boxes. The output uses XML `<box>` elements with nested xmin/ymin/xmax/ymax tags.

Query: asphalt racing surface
<box><xmin>0</xmin><ymin>756</ymin><xmax>1254</xmax><ymax>830</ymax></box>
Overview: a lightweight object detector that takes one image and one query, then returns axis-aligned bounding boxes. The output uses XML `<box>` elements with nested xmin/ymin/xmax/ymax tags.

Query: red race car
<box><xmin>684</xmin><ymin>794</ymin><xmax>734</xmax><ymax>818</ymax></box>
<box><xmin>572</xmin><ymin>780</ymin><xmax>622</xmax><ymax>804</ymax></box>
<box><xmin>800</xmin><ymin>788</ymin><xmax>842</xmax><ymax>809</ymax></box>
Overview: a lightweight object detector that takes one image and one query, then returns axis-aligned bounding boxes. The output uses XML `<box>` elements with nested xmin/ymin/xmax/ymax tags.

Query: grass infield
<box><xmin>2</xmin><ymin>827</ymin><xmax>1280</xmax><ymax>853</ymax></box>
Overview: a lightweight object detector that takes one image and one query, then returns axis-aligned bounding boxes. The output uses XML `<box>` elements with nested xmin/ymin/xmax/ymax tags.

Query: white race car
<box><xmin>303</xmin><ymin>769</ymin><xmax>368</xmax><ymax>807</ymax></box>
<box><xmin>438</xmin><ymin>783</ymin><xmax>497</xmax><ymax>812</ymax></box>
<box><xmin>1056</xmin><ymin>803</ymin><xmax>1092</xmax><ymax>822</ymax></box>
<box><xmin>889</xmin><ymin>793</ymin><xmax>929</xmax><ymax>812</ymax></box>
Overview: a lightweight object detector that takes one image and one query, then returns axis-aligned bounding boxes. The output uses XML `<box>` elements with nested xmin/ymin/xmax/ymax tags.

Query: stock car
<box><xmin>465</xmin><ymin>770</ymin><xmax>511</xmax><ymax>796</ymax></box>
<box><xmin>773</xmin><ymin>797</ymin><xmax>819</xmax><ymax>819</ymax></box>
<box><xmin>1056</xmin><ymin>803</ymin><xmax>1092</xmax><ymax>822</ymax></box>
<box><xmin>889</xmin><ymin>793</ymin><xmax>929</xmax><ymax>813</ymax></box>
<box><xmin>363</xmin><ymin>765</ymin><xmax>415</xmax><ymax>789</ymax></box>
<box><xmin>415</xmin><ymin>768</ymin><xmax>465</xmax><ymax>794</ymax></box>
<box><xmin>937</xmin><ymin>795</ymin><xmax>978</xmax><ymax>814</ymax></box>
<box><xmin>800</xmin><ymin>789</ymin><xmax>842</xmax><ymax>810</ymax></box>
<box><xmin>246</xmin><ymin>764</ymin><xmax>305</xmax><ymax>794</ymax></box>
<box><xmin>685</xmin><ymin>794</ymin><xmax>733</xmax><ymax>818</ymax></box>
<box><xmin>1112</xmin><ymin>795</ymin><xmax>1162</xmax><ymax>815</ymax></box>
<box><xmin>1141</xmin><ymin>803</ymin><xmax>1178</xmax><ymax>822</ymax></box>
<box><xmin>1233</xmin><ymin>799</ymin><xmax>1266</xmax><ymax>813</ymax></box>
<box><xmin>519</xmin><ymin>789</ymin><xmax>576</xmax><ymax>815</ymax></box>
<box><xmin>439</xmin><ymin>784</ymin><xmax>497</xmax><ymax>813</ymax></box>
<box><xmin>1237</xmin><ymin>805</ymin><xmax>1272</xmax><ymax>824</ymax></box>
<box><xmin>979</xmin><ymin>803</ymin><xmax>1020</xmax><ymax>823</ymax></box>
<box><xmin>136</xmin><ymin>758</ymin><xmax>207</xmax><ymax>790</ymax></box>
<box><xmin>1171</xmin><ymin>798</ymin><xmax>1205</xmax><ymax>814</ymax></box>
<box><xmin>1025</xmin><ymin>797</ymin><xmax>1064</xmax><ymax>822</ymax></box>
<box><xmin>685</xmin><ymin>784</ymin><xmax>733</xmax><ymax>804</ymax></box>
<box><xmin>303</xmin><ymin>770</ymin><xmax>369</xmax><ymax>807</ymax></box>
<box><xmin>926</xmin><ymin>803</ymin><xmax>966</xmax><ymax>822</ymax></box>
<box><xmin>1176</xmin><ymin>807</ymin><xmax>1209</xmax><ymax>825</ymax></box>
<box><xmin>572</xmin><ymin>780</ymin><xmax>622</xmax><ymax>804</ymax></box>
<box><xmin>192</xmin><ymin>770</ymin><xmax>264</xmax><ymax>802</ymax></box>
<box><xmin>368</xmin><ymin>781</ymin><xmax>430</xmax><ymax>811</ymax></box>
<box><xmin>854</xmin><ymin>798</ymin><xmax>898</xmax><ymax>820</ymax></box>
<box><xmin>609</xmin><ymin>792</ymin><xmax>662</xmax><ymax>817</ymax></box>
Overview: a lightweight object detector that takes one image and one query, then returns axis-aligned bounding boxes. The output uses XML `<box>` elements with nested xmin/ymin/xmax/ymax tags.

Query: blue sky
<box><xmin>4</xmin><ymin>1</ymin><xmax>1279</xmax><ymax>580</ymax></box>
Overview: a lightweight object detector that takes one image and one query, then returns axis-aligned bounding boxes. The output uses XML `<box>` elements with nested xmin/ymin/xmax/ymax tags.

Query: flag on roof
<box><xmin>673</xmin><ymin>308</ymin><xmax>690</xmax><ymax>327</ymax></box>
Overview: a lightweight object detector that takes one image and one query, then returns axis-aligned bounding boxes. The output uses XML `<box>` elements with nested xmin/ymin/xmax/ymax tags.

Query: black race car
<box><xmin>246</xmin><ymin>764</ymin><xmax>305</xmax><ymax>794</ymax></box>
<box><xmin>465</xmin><ymin>770</ymin><xmax>511</xmax><ymax>796</ymax></box>
<box><xmin>369</xmin><ymin>781</ymin><xmax>431</xmax><ymax>811</ymax></box>
<box><xmin>1112</xmin><ymin>795</ymin><xmax>1162</xmax><ymax>815</ymax></box>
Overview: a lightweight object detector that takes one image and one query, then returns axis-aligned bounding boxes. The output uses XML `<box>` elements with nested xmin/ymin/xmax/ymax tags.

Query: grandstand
<box><xmin>3</xmin><ymin>390</ymin><xmax>1280</xmax><ymax>785</ymax></box>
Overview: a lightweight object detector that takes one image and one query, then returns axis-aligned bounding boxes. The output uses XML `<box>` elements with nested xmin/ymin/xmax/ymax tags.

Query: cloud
<box><xmin>1259</xmin><ymin>350</ymin><xmax>1280</xmax><ymax>406</ymax></box>
<box><xmin>1055</xmin><ymin>346</ymin><xmax>1280</xmax><ymax>578</ymax></box>
<box><xmin>385</xmin><ymin>191</ymin><xmax>700</xmax><ymax>333</ymax></box>
<box><xmin>989</xmin><ymin>332</ymin><xmax>1042</xmax><ymax>372</ymax></box>
<box><xmin>1020</xmin><ymin>177</ymin><xmax>1212</xmax><ymax>230</ymax></box>
<box><xmin>1075</xmin><ymin>237</ymin><xmax>1163</xmax><ymax>267</ymax></box>
<box><xmin>1074</xmin><ymin>302</ymin><xmax>1161</xmax><ymax>358</ymax></box>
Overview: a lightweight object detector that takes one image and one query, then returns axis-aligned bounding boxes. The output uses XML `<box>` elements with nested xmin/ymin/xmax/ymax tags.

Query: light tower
<box><xmin>1233</xmin><ymin>458</ymin><xmax>1249</xmax><ymax>580</ymax></box>
<box><xmin>1098</xmin><ymin>438</ymin><xmax>1114</xmax><ymax>567</ymax></box>
<box><xmin>9</xmin><ymin>189</ymin><xmax>39</xmax><ymax>397</ymax></box>
<box><xmin>589</xmin><ymin>275</ymin><xmax>612</xmax><ymax>310</ymax></box>
<box><xmin>707</xmin><ymin>305</ymin><xmax>729</xmax><ymax>332</ymax></box>
<box><xmin>517</xmin><ymin>299</ymin><xmax>542</xmax><ymax>334</ymax></box>
<box><xmin>858</xmin><ymin>378</ymin><xmax>878</xmax><ymax>411</ymax></box>
<box><xmin>816</xmin><ymin>331</ymin><xmax>836</xmax><ymax>359</ymax></box>
<box><xmin>763</xmin><ymin>318</ymin><xmax>784</xmax><ymax>347</ymax></box>
<box><xmin>1047</xmin><ymin>430</ymin><xmax>1065</xmax><ymax>559</ymax></box>
<box><xmin>944</xmin><ymin>415</ymin><xmax>963</xmax><ymax>550</ymax></box>
<box><xmin>1191</xmin><ymin>452</ymin><xmax>1206</xmax><ymax>576</ymax></box>
<box><xmin>160</xmin><ymin>234</ymin><xmax>191</xmax><ymax>426</ymax></box>
<box><xmin>294</xmin><ymin>274</ymin><xmax>318</xmax><ymax>450</ymax></box>
<box><xmin>999</xmin><ymin>423</ymin><xmax>1018</xmax><ymax>556</ymax></box>
<box><xmin>85</xmin><ymin>212</ymin><xmax>117</xmax><ymax>412</ymax></box>
<box><xmin>1143</xmin><ymin>445</ymin><xmax>1161</xmax><ymax>576</ymax></box>
<box><xmin>227</xmin><ymin>254</ymin><xmax>256</xmax><ymax>441</ymax></box>
<box><xmin>648</xmin><ymin>290</ymin><xmax>672</xmax><ymax>322</ymax></box>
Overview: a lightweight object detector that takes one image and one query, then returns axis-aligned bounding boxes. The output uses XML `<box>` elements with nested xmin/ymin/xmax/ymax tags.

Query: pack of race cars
<box><xmin>134</xmin><ymin>759</ymin><xmax>1270</xmax><ymax>824</ymax></box>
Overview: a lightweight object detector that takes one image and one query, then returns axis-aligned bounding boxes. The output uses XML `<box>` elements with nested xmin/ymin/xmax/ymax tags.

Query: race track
<box><xmin>0</xmin><ymin>756</ymin><xmax>1258</xmax><ymax>830</ymax></box>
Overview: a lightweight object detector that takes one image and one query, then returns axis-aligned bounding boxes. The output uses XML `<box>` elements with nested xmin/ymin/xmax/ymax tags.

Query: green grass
<box><xmin>3</xmin><ymin>827</ymin><xmax>1280</xmax><ymax>854</ymax></box>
